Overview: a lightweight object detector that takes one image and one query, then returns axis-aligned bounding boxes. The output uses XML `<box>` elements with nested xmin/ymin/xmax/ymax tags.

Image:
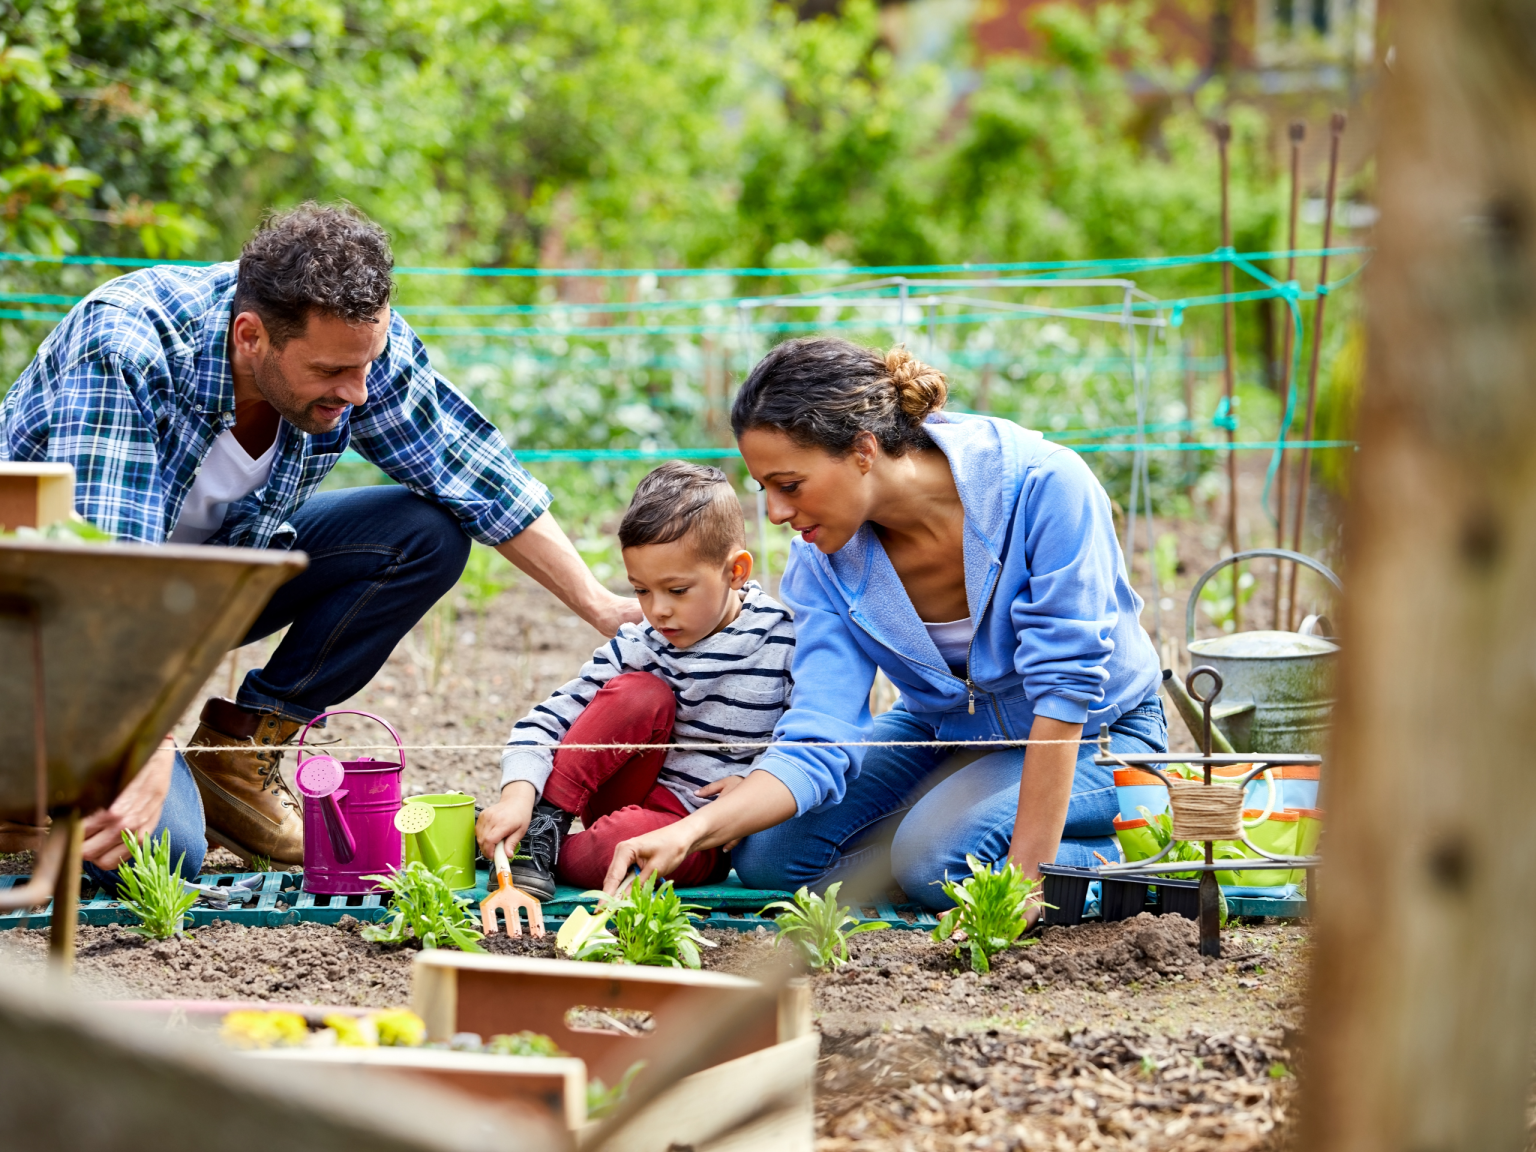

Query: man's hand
<box><xmin>80</xmin><ymin>737</ymin><xmax>176</xmax><ymax>870</ymax></box>
<box><xmin>495</xmin><ymin>512</ymin><xmax>642</xmax><ymax>638</ymax></box>
<box><xmin>477</xmin><ymin>781</ymin><xmax>537</xmax><ymax>860</ymax></box>
<box><xmin>590</xmin><ymin>591</ymin><xmax>645</xmax><ymax>637</ymax></box>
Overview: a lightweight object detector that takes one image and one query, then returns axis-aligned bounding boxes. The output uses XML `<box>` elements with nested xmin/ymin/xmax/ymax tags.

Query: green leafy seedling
<box><xmin>565</xmin><ymin>874</ymin><xmax>713</xmax><ymax>968</ymax></box>
<box><xmin>487</xmin><ymin>1031</ymin><xmax>565</xmax><ymax>1058</ymax></box>
<box><xmin>761</xmin><ymin>881</ymin><xmax>887</xmax><ymax>970</ymax></box>
<box><xmin>117</xmin><ymin>829</ymin><xmax>198</xmax><ymax>939</ymax></box>
<box><xmin>931</xmin><ymin>855</ymin><xmax>1045</xmax><ymax>975</ymax></box>
<box><xmin>587</xmin><ymin>1061</ymin><xmax>645</xmax><ymax>1120</ymax></box>
<box><xmin>362</xmin><ymin>861</ymin><xmax>484</xmax><ymax>952</ymax></box>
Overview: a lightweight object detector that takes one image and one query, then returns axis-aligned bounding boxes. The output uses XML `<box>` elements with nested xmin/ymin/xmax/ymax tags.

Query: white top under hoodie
<box><xmin>500</xmin><ymin>582</ymin><xmax>795</xmax><ymax>812</ymax></box>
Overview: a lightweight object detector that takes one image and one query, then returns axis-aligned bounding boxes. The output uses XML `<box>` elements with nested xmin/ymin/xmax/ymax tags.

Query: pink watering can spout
<box><xmin>294</xmin><ymin>755</ymin><xmax>356</xmax><ymax>863</ymax></box>
<box><xmin>295</xmin><ymin>711</ymin><xmax>406</xmax><ymax>896</ymax></box>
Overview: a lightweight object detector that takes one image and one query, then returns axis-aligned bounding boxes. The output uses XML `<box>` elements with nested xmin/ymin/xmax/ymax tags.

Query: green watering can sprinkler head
<box><xmin>394</xmin><ymin>802</ymin><xmax>441</xmax><ymax>871</ymax></box>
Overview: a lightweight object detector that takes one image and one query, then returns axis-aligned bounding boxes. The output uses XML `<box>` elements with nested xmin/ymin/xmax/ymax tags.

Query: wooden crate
<box><xmin>249</xmin><ymin>1046</ymin><xmax>588</xmax><ymax>1129</ymax></box>
<box><xmin>411</xmin><ymin>953</ymin><xmax>811</xmax><ymax>1085</ymax></box>
<box><xmin>0</xmin><ymin>463</ymin><xmax>74</xmax><ymax>532</ymax></box>
<box><xmin>585</xmin><ymin>1032</ymin><xmax>818</xmax><ymax>1152</ymax></box>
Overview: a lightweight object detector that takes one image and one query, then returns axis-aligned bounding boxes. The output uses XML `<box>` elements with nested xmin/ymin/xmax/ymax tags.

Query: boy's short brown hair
<box><xmin>618</xmin><ymin>461</ymin><xmax>745</xmax><ymax>565</ymax></box>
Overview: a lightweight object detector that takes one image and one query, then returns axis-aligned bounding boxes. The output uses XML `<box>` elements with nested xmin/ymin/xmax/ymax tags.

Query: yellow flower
<box><xmin>324</xmin><ymin>1013</ymin><xmax>379</xmax><ymax>1047</ymax></box>
<box><xmin>372</xmin><ymin>1009</ymin><xmax>427</xmax><ymax>1047</ymax></box>
<box><xmin>220</xmin><ymin>1010</ymin><xmax>308</xmax><ymax>1049</ymax></box>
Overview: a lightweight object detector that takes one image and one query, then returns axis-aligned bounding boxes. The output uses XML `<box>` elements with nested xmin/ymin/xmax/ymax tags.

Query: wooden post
<box><xmin>1298</xmin><ymin>4</ymin><xmax>1536</xmax><ymax>1149</ymax></box>
<box><xmin>1273</xmin><ymin>121</ymin><xmax>1305</xmax><ymax>629</ymax></box>
<box><xmin>1216</xmin><ymin>120</ymin><xmax>1241</xmax><ymax>629</ymax></box>
<box><xmin>1286</xmin><ymin>113</ymin><xmax>1346</xmax><ymax>629</ymax></box>
<box><xmin>47</xmin><ymin>811</ymin><xmax>82</xmax><ymax>972</ymax></box>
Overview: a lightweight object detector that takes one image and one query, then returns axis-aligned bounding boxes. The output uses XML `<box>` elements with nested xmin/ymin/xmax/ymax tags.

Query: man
<box><xmin>1</xmin><ymin>202</ymin><xmax>640</xmax><ymax>881</ymax></box>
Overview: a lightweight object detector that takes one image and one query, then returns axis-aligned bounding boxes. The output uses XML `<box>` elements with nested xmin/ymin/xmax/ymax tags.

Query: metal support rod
<box><xmin>48</xmin><ymin>810</ymin><xmax>82</xmax><ymax>972</ymax></box>
<box><xmin>1273</xmin><ymin>120</ymin><xmax>1305</xmax><ymax>629</ymax></box>
<box><xmin>1182</xmin><ymin>338</ymin><xmax>1197</xmax><ymax>504</ymax></box>
<box><xmin>1287</xmin><ymin>112</ymin><xmax>1346</xmax><ymax>629</ymax></box>
<box><xmin>1192</xmin><ymin>664</ymin><xmax>1222</xmax><ymax>956</ymax></box>
<box><xmin>31</xmin><ymin>608</ymin><xmax>46</xmax><ymax>830</ymax></box>
<box><xmin>1216</xmin><ymin>120</ymin><xmax>1241</xmax><ymax>631</ymax></box>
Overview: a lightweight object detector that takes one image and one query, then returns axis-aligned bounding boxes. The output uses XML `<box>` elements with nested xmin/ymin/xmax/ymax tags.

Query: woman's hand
<box><xmin>1007</xmin><ymin>714</ymin><xmax>1085</xmax><ymax>922</ymax></box>
<box><xmin>602</xmin><ymin>770</ymin><xmax>798</xmax><ymax>893</ymax></box>
<box><xmin>603</xmin><ymin>819</ymin><xmax>700</xmax><ymax>893</ymax></box>
<box><xmin>80</xmin><ymin>737</ymin><xmax>177</xmax><ymax>870</ymax></box>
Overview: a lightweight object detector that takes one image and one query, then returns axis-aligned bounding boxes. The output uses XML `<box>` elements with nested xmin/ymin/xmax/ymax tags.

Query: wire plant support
<box><xmin>1092</xmin><ymin>665</ymin><xmax>1322</xmax><ymax>958</ymax></box>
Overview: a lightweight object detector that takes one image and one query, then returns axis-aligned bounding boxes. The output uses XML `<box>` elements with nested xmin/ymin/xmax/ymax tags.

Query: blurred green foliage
<box><xmin>1</xmin><ymin>0</ymin><xmax>1352</xmax><ymax>572</ymax></box>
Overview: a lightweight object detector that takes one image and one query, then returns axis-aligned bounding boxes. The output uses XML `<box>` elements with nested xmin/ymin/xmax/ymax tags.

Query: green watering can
<box><xmin>394</xmin><ymin>791</ymin><xmax>478</xmax><ymax>891</ymax></box>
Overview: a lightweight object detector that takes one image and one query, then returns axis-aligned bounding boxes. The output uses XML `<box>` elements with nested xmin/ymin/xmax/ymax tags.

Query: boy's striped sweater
<box><xmin>500</xmin><ymin>582</ymin><xmax>795</xmax><ymax>812</ymax></box>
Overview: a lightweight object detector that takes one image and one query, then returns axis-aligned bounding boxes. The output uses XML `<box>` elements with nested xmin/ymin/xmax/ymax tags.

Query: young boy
<box><xmin>476</xmin><ymin>461</ymin><xmax>795</xmax><ymax>897</ymax></box>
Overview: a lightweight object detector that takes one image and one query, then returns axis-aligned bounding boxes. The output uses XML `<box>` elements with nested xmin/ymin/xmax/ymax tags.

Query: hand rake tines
<box><xmin>481</xmin><ymin>841</ymin><xmax>545</xmax><ymax>939</ymax></box>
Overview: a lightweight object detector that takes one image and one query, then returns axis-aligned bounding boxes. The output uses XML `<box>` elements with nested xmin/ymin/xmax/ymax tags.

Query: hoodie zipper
<box><xmin>963</xmin><ymin>564</ymin><xmax>1002</xmax><ymax>715</ymax></box>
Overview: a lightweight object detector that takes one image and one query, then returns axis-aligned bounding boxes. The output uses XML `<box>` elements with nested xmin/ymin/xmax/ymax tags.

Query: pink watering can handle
<box><xmin>294</xmin><ymin>710</ymin><xmax>406</xmax><ymax>771</ymax></box>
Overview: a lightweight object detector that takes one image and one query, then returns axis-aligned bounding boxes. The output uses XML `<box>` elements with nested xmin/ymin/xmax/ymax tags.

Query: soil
<box><xmin>0</xmin><ymin>468</ymin><xmax>1331</xmax><ymax>1149</ymax></box>
<box><xmin>0</xmin><ymin>914</ymin><xmax>1306</xmax><ymax>1151</ymax></box>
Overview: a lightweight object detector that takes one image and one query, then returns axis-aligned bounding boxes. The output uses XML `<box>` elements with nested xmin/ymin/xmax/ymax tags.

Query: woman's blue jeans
<box><xmin>86</xmin><ymin>486</ymin><xmax>470</xmax><ymax>893</ymax></box>
<box><xmin>733</xmin><ymin>692</ymin><xmax>1168</xmax><ymax>910</ymax></box>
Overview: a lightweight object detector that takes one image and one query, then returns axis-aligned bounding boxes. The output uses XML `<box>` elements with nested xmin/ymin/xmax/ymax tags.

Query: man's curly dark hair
<box><xmin>233</xmin><ymin>202</ymin><xmax>395</xmax><ymax>347</ymax></box>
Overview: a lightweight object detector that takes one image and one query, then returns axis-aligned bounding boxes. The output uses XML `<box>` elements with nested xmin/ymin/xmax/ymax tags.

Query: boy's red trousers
<box><xmin>544</xmin><ymin>671</ymin><xmax>728</xmax><ymax>889</ymax></box>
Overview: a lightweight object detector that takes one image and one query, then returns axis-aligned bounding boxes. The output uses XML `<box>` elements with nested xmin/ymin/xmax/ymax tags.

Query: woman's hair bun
<box><xmin>884</xmin><ymin>346</ymin><xmax>948</xmax><ymax>423</ymax></box>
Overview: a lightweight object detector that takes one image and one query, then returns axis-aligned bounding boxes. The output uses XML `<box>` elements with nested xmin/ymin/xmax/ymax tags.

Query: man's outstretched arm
<box><xmin>496</xmin><ymin>511</ymin><xmax>642</xmax><ymax>638</ymax></box>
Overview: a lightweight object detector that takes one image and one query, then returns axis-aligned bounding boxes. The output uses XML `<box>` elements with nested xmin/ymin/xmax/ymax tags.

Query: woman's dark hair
<box><xmin>730</xmin><ymin>337</ymin><xmax>948</xmax><ymax>457</ymax></box>
<box><xmin>234</xmin><ymin>201</ymin><xmax>395</xmax><ymax>347</ymax></box>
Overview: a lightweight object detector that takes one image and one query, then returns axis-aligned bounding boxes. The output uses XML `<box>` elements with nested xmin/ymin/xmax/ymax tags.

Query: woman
<box><xmin>601</xmin><ymin>338</ymin><xmax>1165</xmax><ymax>909</ymax></box>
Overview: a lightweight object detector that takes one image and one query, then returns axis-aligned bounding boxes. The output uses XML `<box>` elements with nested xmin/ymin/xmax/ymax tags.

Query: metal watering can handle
<box><xmin>294</xmin><ymin>710</ymin><xmax>407</xmax><ymax>771</ymax></box>
<box><xmin>1185</xmin><ymin>548</ymin><xmax>1343</xmax><ymax>646</ymax></box>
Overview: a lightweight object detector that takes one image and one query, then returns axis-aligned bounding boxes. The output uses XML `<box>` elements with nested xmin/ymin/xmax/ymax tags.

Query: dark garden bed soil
<box><xmin>0</xmin><ymin>481</ymin><xmax>1331</xmax><ymax>1146</ymax></box>
<box><xmin>1</xmin><ymin>913</ymin><xmax>1307</xmax><ymax>1150</ymax></box>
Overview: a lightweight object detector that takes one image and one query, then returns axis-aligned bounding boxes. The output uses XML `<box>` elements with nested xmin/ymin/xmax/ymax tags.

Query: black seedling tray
<box><xmin>1039</xmin><ymin>864</ymin><xmax>1201</xmax><ymax>926</ymax></box>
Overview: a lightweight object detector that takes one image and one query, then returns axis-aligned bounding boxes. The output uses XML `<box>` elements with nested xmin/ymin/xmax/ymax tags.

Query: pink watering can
<box><xmin>293</xmin><ymin>711</ymin><xmax>405</xmax><ymax>896</ymax></box>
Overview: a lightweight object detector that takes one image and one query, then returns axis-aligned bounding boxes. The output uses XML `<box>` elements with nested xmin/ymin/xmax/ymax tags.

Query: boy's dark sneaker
<box><xmin>507</xmin><ymin>799</ymin><xmax>572</xmax><ymax>902</ymax></box>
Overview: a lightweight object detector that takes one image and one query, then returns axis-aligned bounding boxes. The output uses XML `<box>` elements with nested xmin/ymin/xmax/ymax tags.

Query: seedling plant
<box><xmin>931</xmin><ymin>855</ymin><xmax>1045</xmax><ymax>974</ymax></box>
<box><xmin>559</xmin><ymin>873</ymin><xmax>713</xmax><ymax>968</ymax></box>
<box><xmin>761</xmin><ymin>881</ymin><xmax>887</xmax><ymax>970</ymax></box>
<box><xmin>362</xmin><ymin>861</ymin><xmax>484</xmax><ymax>951</ymax></box>
<box><xmin>587</xmin><ymin>1061</ymin><xmax>645</xmax><ymax>1120</ymax></box>
<box><xmin>117</xmin><ymin>829</ymin><xmax>198</xmax><ymax>939</ymax></box>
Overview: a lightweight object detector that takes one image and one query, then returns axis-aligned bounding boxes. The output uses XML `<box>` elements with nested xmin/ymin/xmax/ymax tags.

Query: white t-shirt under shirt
<box><xmin>168</xmin><ymin>428</ymin><xmax>279</xmax><ymax>544</ymax></box>
<box><xmin>924</xmin><ymin>617</ymin><xmax>974</xmax><ymax>668</ymax></box>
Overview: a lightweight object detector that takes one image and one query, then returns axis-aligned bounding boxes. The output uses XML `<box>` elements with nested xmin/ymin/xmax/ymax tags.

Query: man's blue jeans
<box><xmin>87</xmin><ymin>487</ymin><xmax>470</xmax><ymax>892</ymax></box>
<box><xmin>733</xmin><ymin>692</ymin><xmax>1168</xmax><ymax>910</ymax></box>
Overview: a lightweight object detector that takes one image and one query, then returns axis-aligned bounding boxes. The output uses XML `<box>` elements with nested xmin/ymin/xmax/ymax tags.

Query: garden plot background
<box><xmin>1</xmin><ymin>0</ymin><xmax>1366</xmax><ymax>593</ymax></box>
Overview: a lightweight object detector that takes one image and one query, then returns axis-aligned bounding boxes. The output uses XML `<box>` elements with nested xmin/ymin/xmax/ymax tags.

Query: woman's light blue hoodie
<box><xmin>756</xmin><ymin>412</ymin><xmax>1162</xmax><ymax>815</ymax></box>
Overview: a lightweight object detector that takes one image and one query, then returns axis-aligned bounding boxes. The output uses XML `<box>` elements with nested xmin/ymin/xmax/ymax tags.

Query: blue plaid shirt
<box><xmin>1</xmin><ymin>262</ymin><xmax>550</xmax><ymax>548</ymax></box>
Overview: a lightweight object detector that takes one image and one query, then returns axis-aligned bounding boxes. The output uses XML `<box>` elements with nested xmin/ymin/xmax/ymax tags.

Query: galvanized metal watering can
<box><xmin>1185</xmin><ymin>548</ymin><xmax>1342</xmax><ymax>756</ymax></box>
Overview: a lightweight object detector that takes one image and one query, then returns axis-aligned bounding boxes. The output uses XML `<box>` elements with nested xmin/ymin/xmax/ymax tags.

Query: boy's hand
<box><xmin>693</xmin><ymin>776</ymin><xmax>747</xmax><ymax>802</ymax></box>
<box><xmin>477</xmin><ymin>781</ymin><xmax>537</xmax><ymax>860</ymax></box>
<box><xmin>695</xmin><ymin>776</ymin><xmax>748</xmax><ymax>846</ymax></box>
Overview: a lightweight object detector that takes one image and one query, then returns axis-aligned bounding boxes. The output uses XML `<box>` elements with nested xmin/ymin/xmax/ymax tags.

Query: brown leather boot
<box><xmin>185</xmin><ymin>698</ymin><xmax>306</xmax><ymax>865</ymax></box>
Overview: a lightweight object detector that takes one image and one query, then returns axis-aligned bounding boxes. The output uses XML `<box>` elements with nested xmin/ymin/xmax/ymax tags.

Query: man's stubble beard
<box><xmin>254</xmin><ymin>349</ymin><xmax>351</xmax><ymax>435</ymax></box>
